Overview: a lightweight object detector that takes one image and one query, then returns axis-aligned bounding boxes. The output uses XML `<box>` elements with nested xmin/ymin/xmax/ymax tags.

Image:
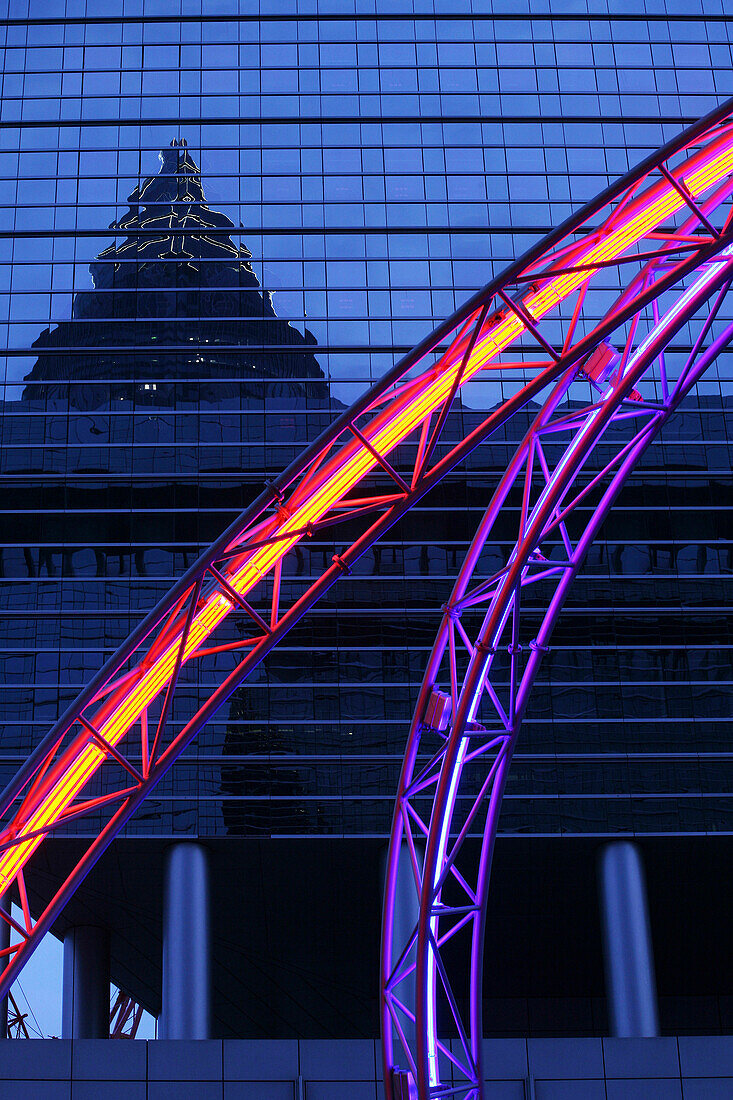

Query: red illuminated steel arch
<box><xmin>0</xmin><ymin>99</ymin><xmax>732</xmax><ymax>1024</ymax></box>
<box><xmin>381</xmin><ymin>145</ymin><xmax>733</xmax><ymax>1100</ymax></box>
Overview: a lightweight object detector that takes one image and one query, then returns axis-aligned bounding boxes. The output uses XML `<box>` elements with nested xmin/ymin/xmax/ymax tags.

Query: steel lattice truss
<box><xmin>380</xmin><ymin>107</ymin><xmax>733</xmax><ymax>1099</ymax></box>
<box><xmin>0</xmin><ymin>98</ymin><xmax>730</xmax><ymax>1071</ymax></box>
<box><xmin>109</xmin><ymin>989</ymin><xmax>144</xmax><ymax>1039</ymax></box>
<box><xmin>6</xmin><ymin>991</ymin><xmax>30</xmax><ymax>1039</ymax></box>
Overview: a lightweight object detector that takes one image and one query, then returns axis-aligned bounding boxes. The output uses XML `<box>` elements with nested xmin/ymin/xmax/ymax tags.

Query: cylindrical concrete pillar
<box><xmin>382</xmin><ymin>840</ymin><xmax>423</xmax><ymax>1040</ymax></box>
<box><xmin>0</xmin><ymin>898</ymin><xmax>9</xmax><ymax>1037</ymax></box>
<box><xmin>599</xmin><ymin>840</ymin><xmax>659</xmax><ymax>1037</ymax></box>
<box><xmin>160</xmin><ymin>842</ymin><xmax>211</xmax><ymax>1039</ymax></box>
<box><xmin>62</xmin><ymin>925</ymin><xmax>110</xmax><ymax>1039</ymax></box>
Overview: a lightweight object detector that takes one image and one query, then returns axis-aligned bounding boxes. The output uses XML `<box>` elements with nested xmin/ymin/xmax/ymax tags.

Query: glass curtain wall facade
<box><xmin>0</xmin><ymin>0</ymin><xmax>731</xmax><ymax>1037</ymax></box>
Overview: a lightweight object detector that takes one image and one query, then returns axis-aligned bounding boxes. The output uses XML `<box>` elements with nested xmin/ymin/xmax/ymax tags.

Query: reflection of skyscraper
<box><xmin>23</xmin><ymin>139</ymin><xmax>327</xmax><ymax>409</ymax></box>
<box><xmin>3</xmin><ymin>141</ymin><xmax>366</xmax><ymax>1033</ymax></box>
<box><xmin>17</xmin><ymin>141</ymin><xmax>339</xmax><ymax>835</ymax></box>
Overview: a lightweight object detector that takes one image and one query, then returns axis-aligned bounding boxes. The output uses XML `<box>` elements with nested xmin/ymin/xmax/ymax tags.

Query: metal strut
<box><xmin>0</xmin><ymin>100</ymin><xmax>731</xmax><ymax>1059</ymax></box>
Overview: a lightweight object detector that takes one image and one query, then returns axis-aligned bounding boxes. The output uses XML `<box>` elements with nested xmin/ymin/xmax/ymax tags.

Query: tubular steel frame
<box><xmin>0</xmin><ymin>99</ymin><xmax>730</xmax><ymax>1065</ymax></box>
<box><xmin>380</xmin><ymin>112</ymin><xmax>733</xmax><ymax>1100</ymax></box>
<box><xmin>6</xmin><ymin>991</ymin><xmax>30</xmax><ymax>1039</ymax></box>
<box><xmin>109</xmin><ymin>989</ymin><xmax>144</xmax><ymax>1039</ymax></box>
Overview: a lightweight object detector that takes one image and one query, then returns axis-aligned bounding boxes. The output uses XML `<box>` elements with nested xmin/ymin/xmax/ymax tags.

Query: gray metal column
<box><xmin>160</xmin><ymin>841</ymin><xmax>211</xmax><ymax>1039</ymax></box>
<box><xmin>0</xmin><ymin>898</ymin><xmax>9</xmax><ymax>1037</ymax></box>
<box><xmin>382</xmin><ymin>840</ymin><xmax>423</xmax><ymax>1040</ymax></box>
<box><xmin>599</xmin><ymin>840</ymin><xmax>659</xmax><ymax>1037</ymax></box>
<box><xmin>62</xmin><ymin>925</ymin><xmax>110</xmax><ymax>1038</ymax></box>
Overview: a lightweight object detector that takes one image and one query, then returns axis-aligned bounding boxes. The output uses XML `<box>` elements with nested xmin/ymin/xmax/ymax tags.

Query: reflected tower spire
<box><xmin>23</xmin><ymin>140</ymin><xmax>326</xmax><ymax>408</ymax></box>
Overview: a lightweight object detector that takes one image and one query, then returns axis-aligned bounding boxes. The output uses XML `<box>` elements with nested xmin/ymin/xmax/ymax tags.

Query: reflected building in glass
<box><xmin>0</xmin><ymin>0</ymin><xmax>731</xmax><ymax>1040</ymax></box>
<box><xmin>23</xmin><ymin>139</ymin><xmax>328</xmax><ymax>409</ymax></box>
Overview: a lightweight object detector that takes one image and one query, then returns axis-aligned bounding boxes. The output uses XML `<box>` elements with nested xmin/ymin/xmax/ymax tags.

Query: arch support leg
<box><xmin>382</xmin><ymin>840</ymin><xmax>423</xmax><ymax>1045</ymax></box>
<box><xmin>0</xmin><ymin>898</ymin><xmax>9</xmax><ymax>1037</ymax></box>
<box><xmin>161</xmin><ymin>842</ymin><xmax>211</xmax><ymax>1039</ymax></box>
<box><xmin>599</xmin><ymin>841</ymin><xmax>659</xmax><ymax>1037</ymax></box>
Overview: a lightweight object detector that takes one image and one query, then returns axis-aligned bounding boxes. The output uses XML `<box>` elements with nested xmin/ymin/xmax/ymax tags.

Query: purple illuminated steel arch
<box><xmin>381</xmin><ymin>141</ymin><xmax>733</xmax><ymax>1098</ymax></box>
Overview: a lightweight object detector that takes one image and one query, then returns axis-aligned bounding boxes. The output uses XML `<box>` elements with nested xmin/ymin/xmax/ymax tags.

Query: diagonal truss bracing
<box><xmin>0</xmin><ymin>99</ymin><xmax>732</xmax><ymax>1038</ymax></box>
<box><xmin>381</xmin><ymin>109</ymin><xmax>733</xmax><ymax>1100</ymax></box>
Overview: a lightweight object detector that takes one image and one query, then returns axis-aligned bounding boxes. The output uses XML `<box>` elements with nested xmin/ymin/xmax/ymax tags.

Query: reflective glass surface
<box><xmin>0</xmin><ymin>0</ymin><xmax>731</xmax><ymax>841</ymax></box>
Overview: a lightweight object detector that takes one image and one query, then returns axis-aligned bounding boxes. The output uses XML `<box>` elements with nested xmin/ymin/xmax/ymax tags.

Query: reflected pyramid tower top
<box><xmin>93</xmin><ymin>139</ymin><xmax>250</xmax><ymax>286</ymax></box>
<box><xmin>23</xmin><ymin>139</ymin><xmax>327</xmax><ymax>409</ymax></box>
